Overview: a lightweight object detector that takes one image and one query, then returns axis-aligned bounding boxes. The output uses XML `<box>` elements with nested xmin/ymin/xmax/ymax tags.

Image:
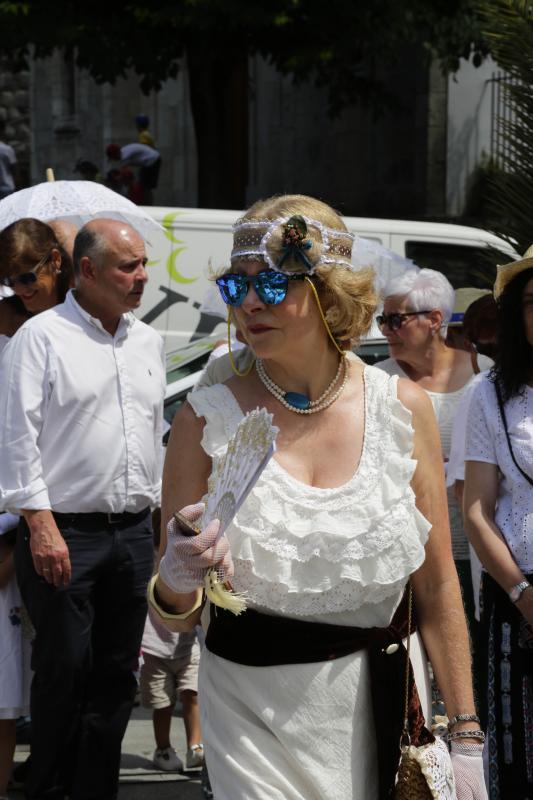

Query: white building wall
<box><xmin>446</xmin><ymin>55</ymin><xmax>497</xmax><ymax>215</ymax></box>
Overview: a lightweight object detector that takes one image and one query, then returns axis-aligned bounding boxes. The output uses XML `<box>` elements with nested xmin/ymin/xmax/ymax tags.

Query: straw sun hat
<box><xmin>494</xmin><ymin>245</ymin><xmax>533</xmax><ymax>299</ymax></box>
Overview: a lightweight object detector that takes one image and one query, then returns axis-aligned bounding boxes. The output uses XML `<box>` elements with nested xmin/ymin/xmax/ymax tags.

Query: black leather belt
<box><xmin>52</xmin><ymin>507</ymin><xmax>150</xmax><ymax>528</ymax></box>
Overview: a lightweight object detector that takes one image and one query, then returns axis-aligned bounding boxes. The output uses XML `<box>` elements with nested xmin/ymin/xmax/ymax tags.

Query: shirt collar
<box><xmin>66</xmin><ymin>290</ymin><xmax>136</xmax><ymax>340</ymax></box>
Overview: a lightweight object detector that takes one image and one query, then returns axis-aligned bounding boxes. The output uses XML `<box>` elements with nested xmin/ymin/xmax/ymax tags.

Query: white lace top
<box><xmin>465</xmin><ymin>375</ymin><xmax>533</xmax><ymax>571</ymax></box>
<box><xmin>188</xmin><ymin>365</ymin><xmax>431</xmax><ymax>627</ymax></box>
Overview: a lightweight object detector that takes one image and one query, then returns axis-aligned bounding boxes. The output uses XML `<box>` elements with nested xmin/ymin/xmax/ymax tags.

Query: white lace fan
<box><xmin>175</xmin><ymin>408</ymin><xmax>278</xmax><ymax>614</ymax></box>
<box><xmin>202</xmin><ymin>408</ymin><xmax>277</xmax><ymax>533</ymax></box>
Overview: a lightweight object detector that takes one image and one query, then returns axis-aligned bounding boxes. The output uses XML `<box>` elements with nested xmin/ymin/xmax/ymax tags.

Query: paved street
<box><xmin>11</xmin><ymin>706</ymin><xmax>205</xmax><ymax>799</ymax></box>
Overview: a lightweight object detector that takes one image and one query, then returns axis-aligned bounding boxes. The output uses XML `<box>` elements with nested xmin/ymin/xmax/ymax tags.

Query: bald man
<box><xmin>47</xmin><ymin>218</ymin><xmax>78</xmax><ymax>259</ymax></box>
<box><xmin>0</xmin><ymin>220</ymin><xmax>166</xmax><ymax>800</ymax></box>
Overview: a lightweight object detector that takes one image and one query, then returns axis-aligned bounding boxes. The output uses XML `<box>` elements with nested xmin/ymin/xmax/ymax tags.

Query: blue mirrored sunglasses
<box><xmin>216</xmin><ymin>270</ymin><xmax>306</xmax><ymax>306</ymax></box>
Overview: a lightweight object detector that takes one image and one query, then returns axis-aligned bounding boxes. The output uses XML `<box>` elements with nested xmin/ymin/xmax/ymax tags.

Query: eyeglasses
<box><xmin>216</xmin><ymin>270</ymin><xmax>306</xmax><ymax>307</ymax></box>
<box><xmin>1</xmin><ymin>253</ymin><xmax>51</xmax><ymax>289</ymax></box>
<box><xmin>376</xmin><ymin>310</ymin><xmax>431</xmax><ymax>331</ymax></box>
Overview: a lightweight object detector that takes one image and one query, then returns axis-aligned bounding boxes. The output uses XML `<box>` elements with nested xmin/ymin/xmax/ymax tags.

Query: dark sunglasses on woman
<box><xmin>216</xmin><ymin>270</ymin><xmax>306</xmax><ymax>307</ymax></box>
<box><xmin>376</xmin><ymin>310</ymin><xmax>431</xmax><ymax>332</ymax></box>
<box><xmin>1</xmin><ymin>253</ymin><xmax>51</xmax><ymax>289</ymax></box>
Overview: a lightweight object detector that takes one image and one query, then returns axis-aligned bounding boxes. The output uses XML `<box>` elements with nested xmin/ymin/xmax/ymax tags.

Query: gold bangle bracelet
<box><xmin>147</xmin><ymin>574</ymin><xmax>203</xmax><ymax>621</ymax></box>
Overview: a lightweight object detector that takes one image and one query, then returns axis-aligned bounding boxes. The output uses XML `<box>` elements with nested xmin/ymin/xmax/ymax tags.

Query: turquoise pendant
<box><xmin>284</xmin><ymin>391</ymin><xmax>311</xmax><ymax>410</ymax></box>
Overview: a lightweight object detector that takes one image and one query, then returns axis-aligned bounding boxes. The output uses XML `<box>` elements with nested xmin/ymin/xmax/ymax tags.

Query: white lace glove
<box><xmin>450</xmin><ymin>741</ymin><xmax>487</xmax><ymax>800</ymax></box>
<box><xmin>158</xmin><ymin>503</ymin><xmax>234</xmax><ymax>594</ymax></box>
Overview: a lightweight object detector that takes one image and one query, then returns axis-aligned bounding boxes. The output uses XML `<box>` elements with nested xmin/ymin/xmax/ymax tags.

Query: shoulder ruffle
<box><xmin>187</xmin><ymin>384</ymin><xmax>243</xmax><ymax>457</ymax></box>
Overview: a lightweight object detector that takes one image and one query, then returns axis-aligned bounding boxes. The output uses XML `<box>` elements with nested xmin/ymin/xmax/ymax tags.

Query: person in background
<box><xmin>74</xmin><ymin>158</ymin><xmax>103</xmax><ymax>183</ymax></box>
<box><xmin>0</xmin><ymin>219</ymin><xmax>165</xmax><ymax>800</ymax></box>
<box><xmin>105</xmin><ymin>167</ymin><xmax>128</xmax><ymax>196</ymax></box>
<box><xmin>0</xmin><ymin>516</ymin><xmax>32</xmax><ymax>800</ymax></box>
<box><xmin>119</xmin><ymin>166</ymin><xmax>146</xmax><ymax>205</ymax></box>
<box><xmin>0</xmin><ymin>119</ymin><xmax>17</xmax><ymax>200</ymax></box>
<box><xmin>376</xmin><ymin>270</ymin><xmax>493</xmax><ymax>648</ymax></box>
<box><xmin>445</xmin><ymin>289</ymin><xmax>500</xmax><ymax>724</ymax></box>
<box><xmin>446</xmin><ymin>287</ymin><xmax>491</xmax><ymax>356</ymax></box>
<box><xmin>462</xmin><ymin>292</ymin><xmax>499</xmax><ymax>363</ymax></box>
<box><xmin>140</xmin><ymin>614</ymin><xmax>204</xmax><ymax>772</ymax></box>
<box><xmin>464</xmin><ymin>250</ymin><xmax>533</xmax><ymax>798</ymax></box>
<box><xmin>135</xmin><ymin>114</ymin><xmax>156</xmax><ymax>149</ymax></box>
<box><xmin>0</xmin><ymin>218</ymin><xmax>74</xmax><ymax>356</ymax></box>
<box><xmin>106</xmin><ymin>142</ymin><xmax>161</xmax><ymax>204</ymax></box>
<box><xmin>0</xmin><ymin>219</ymin><xmax>75</xmax><ymax>789</ymax></box>
<box><xmin>47</xmin><ymin>219</ymin><xmax>78</xmax><ymax>260</ymax></box>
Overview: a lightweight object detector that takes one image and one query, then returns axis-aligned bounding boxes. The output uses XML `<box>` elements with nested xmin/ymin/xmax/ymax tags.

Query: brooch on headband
<box><xmin>278</xmin><ymin>215</ymin><xmax>314</xmax><ymax>272</ymax></box>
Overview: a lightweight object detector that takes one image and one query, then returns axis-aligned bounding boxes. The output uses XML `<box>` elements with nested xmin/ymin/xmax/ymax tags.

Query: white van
<box><xmin>139</xmin><ymin>207</ymin><xmax>517</xmax><ymax>354</ymax></box>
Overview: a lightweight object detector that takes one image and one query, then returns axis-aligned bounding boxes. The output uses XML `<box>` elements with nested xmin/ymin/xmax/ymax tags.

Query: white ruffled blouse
<box><xmin>188</xmin><ymin>365</ymin><xmax>431</xmax><ymax>628</ymax></box>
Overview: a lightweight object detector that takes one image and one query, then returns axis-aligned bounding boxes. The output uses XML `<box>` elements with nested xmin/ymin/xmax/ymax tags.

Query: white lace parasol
<box><xmin>0</xmin><ymin>180</ymin><xmax>163</xmax><ymax>242</ymax></box>
<box><xmin>353</xmin><ymin>237</ymin><xmax>419</xmax><ymax>294</ymax></box>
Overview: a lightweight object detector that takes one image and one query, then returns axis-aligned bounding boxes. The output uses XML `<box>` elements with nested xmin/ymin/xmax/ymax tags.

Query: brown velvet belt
<box><xmin>205</xmin><ymin>591</ymin><xmax>434</xmax><ymax>799</ymax></box>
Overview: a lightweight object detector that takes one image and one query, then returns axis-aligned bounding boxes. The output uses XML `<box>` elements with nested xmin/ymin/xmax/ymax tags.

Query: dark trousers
<box><xmin>15</xmin><ymin>512</ymin><xmax>154</xmax><ymax>800</ymax></box>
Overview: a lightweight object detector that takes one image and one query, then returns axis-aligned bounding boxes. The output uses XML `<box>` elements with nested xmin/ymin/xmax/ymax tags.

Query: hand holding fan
<box><xmin>174</xmin><ymin>407</ymin><xmax>278</xmax><ymax>614</ymax></box>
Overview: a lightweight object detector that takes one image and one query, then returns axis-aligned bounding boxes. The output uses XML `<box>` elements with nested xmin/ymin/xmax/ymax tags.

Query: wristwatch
<box><xmin>508</xmin><ymin>581</ymin><xmax>531</xmax><ymax>603</ymax></box>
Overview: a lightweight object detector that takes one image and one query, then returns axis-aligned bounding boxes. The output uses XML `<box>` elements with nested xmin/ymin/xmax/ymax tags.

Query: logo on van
<box><xmin>147</xmin><ymin>211</ymin><xmax>198</xmax><ymax>286</ymax></box>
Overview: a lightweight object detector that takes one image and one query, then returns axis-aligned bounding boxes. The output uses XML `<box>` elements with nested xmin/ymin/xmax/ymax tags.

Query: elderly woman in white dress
<box><xmin>149</xmin><ymin>195</ymin><xmax>486</xmax><ymax>800</ymax></box>
<box><xmin>464</xmin><ymin>254</ymin><xmax>533</xmax><ymax>799</ymax></box>
<box><xmin>376</xmin><ymin>269</ymin><xmax>493</xmax><ymax>632</ymax></box>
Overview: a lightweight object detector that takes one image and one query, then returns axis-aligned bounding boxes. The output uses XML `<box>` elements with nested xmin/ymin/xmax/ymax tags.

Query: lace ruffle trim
<box><xmin>187</xmin><ymin>372</ymin><xmax>431</xmax><ymax>614</ymax></box>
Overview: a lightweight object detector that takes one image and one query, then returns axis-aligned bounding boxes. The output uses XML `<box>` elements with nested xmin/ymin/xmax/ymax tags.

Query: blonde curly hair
<box><xmin>227</xmin><ymin>194</ymin><xmax>377</xmax><ymax>347</ymax></box>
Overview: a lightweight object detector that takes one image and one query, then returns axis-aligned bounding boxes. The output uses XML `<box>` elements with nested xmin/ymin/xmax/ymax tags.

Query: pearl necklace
<box><xmin>255</xmin><ymin>356</ymin><xmax>348</xmax><ymax>414</ymax></box>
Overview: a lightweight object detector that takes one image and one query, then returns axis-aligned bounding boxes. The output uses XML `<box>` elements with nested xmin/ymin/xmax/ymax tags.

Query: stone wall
<box><xmin>29</xmin><ymin>52</ymin><xmax>198</xmax><ymax>206</ymax></box>
<box><xmin>4</xmin><ymin>50</ymin><xmax>446</xmax><ymax>218</ymax></box>
<box><xmin>0</xmin><ymin>59</ymin><xmax>31</xmax><ymax>187</ymax></box>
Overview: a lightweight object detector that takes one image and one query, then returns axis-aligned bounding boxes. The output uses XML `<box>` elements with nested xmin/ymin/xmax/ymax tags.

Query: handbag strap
<box><xmin>401</xmin><ymin>583</ymin><xmax>414</xmax><ymax>743</ymax></box>
<box><xmin>494</xmin><ymin>381</ymin><xmax>533</xmax><ymax>487</ymax></box>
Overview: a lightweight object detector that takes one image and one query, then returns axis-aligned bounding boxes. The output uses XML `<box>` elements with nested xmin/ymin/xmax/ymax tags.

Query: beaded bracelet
<box><xmin>448</xmin><ymin>713</ymin><xmax>480</xmax><ymax>730</ymax></box>
<box><xmin>447</xmin><ymin>729</ymin><xmax>485</xmax><ymax>743</ymax></box>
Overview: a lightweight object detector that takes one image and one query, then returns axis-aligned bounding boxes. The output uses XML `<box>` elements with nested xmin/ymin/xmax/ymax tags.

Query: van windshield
<box><xmin>405</xmin><ymin>241</ymin><xmax>511</xmax><ymax>288</ymax></box>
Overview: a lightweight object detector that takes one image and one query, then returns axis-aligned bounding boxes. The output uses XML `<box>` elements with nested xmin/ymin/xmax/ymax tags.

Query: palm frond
<box><xmin>479</xmin><ymin>0</ymin><xmax>533</xmax><ymax>252</ymax></box>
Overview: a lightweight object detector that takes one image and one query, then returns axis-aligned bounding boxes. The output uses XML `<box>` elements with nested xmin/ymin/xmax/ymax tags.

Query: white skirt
<box><xmin>199</xmin><ymin>633</ymin><xmax>430</xmax><ymax>800</ymax></box>
<box><xmin>0</xmin><ymin>575</ymin><xmax>33</xmax><ymax>719</ymax></box>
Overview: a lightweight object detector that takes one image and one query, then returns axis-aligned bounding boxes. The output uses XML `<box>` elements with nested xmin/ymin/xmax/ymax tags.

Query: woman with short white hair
<box><xmin>376</xmin><ymin>268</ymin><xmax>493</xmax><ymax>640</ymax></box>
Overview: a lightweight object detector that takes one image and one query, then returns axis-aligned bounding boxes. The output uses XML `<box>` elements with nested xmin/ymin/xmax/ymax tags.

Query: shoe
<box><xmin>9</xmin><ymin>754</ymin><xmax>31</xmax><ymax>788</ymax></box>
<box><xmin>186</xmin><ymin>743</ymin><xmax>205</xmax><ymax>769</ymax></box>
<box><xmin>152</xmin><ymin>746</ymin><xmax>184</xmax><ymax>771</ymax></box>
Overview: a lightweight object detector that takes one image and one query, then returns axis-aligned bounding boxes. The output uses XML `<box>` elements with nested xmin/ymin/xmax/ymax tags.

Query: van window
<box><xmin>405</xmin><ymin>242</ymin><xmax>506</xmax><ymax>289</ymax></box>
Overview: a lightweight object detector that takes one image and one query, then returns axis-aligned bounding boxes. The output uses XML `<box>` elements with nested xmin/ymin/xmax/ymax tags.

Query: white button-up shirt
<box><xmin>0</xmin><ymin>291</ymin><xmax>165</xmax><ymax>513</ymax></box>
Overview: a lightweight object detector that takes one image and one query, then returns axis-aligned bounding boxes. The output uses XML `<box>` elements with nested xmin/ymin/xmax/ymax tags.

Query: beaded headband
<box><xmin>231</xmin><ymin>214</ymin><xmax>355</xmax><ymax>275</ymax></box>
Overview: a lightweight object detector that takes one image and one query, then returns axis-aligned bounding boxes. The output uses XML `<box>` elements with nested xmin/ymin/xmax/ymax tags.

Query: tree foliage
<box><xmin>478</xmin><ymin>0</ymin><xmax>533</xmax><ymax>252</ymax></box>
<box><xmin>0</xmin><ymin>0</ymin><xmax>488</xmax><ymax>207</ymax></box>
<box><xmin>0</xmin><ymin>0</ymin><xmax>486</xmax><ymax>107</ymax></box>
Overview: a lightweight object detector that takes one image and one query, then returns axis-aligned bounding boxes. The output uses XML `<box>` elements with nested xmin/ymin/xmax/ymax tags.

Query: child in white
<box><xmin>140</xmin><ymin>607</ymin><xmax>203</xmax><ymax>771</ymax></box>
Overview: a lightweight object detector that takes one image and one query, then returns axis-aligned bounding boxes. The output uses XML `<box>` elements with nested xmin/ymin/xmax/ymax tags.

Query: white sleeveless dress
<box><xmin>188</xmin><ymin>365</ymin><xmax>432</xmax><ymax>800</ymax></box>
